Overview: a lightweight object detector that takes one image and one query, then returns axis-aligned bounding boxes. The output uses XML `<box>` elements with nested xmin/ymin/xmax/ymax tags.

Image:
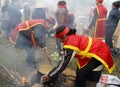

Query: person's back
<box><xmin>96</xmin><ymin>3</ymin><xmax>107</xmax><ymax>38</ymax></box>
<box><xmin>98</xmin><ymin>5</ymin><xmax>107</xmax><ymax>18</ymax></box>
<box><xmin>88</xmin><ymin>0</ymin><xmax>107</xmax><ymax>39</ymax></box>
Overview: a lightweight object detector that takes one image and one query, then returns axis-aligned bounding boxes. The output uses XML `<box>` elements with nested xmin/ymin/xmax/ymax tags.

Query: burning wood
<box><xmin>0</xmin><ymin>64</ymin><xmax>77</xmax><ymax>87</ymax></box>
<box><xmin>0</xmin><ymin>65</ymin><xmax>23</xmax><ymax>86</ymax></box>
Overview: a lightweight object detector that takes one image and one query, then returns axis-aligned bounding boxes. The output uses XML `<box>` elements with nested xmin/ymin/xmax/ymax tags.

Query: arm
<box><xmin>88</xmin><ymin>8</ymin><xmax>98</xmax><ymax>29</ymax></box>
<box><xmin>68</xmin><ymin>12</ymin><xmax>75</xmax><ymax>28</ymax></box>
<box><xmin>68</xmin><ymin>14</ymin><xmax>74</xmax><ymax>22</ymax></box>
<box><xmin>34</xmin><ymin>25</ymin><xmax>46</xmax><ymax>48</ymax></box>
<box><xmin>41</xmin><ymin>48</ymin><xmax>76</xmax><ymax>83</ymax></box>
<box><xmin>34</xmin><ymin>25</ymin><xmax>52</xmax><ymax>65</ymax></box>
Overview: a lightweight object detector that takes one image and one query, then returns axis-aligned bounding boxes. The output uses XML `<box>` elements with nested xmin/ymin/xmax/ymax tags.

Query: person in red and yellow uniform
<box><xmin>41</xmin><ymin>25</ymin><xmax>114</xmax><ymax>87</ymax></box>
<box><xmin>88</xmin><ymin>0</ymin><xmax>107</xmax><ymax>40</ymax></box>
<box><xmin>9</xmin><ymin>17</ymin><xmax>55</xmax><ymax>67</ymax></box>
<box><xmin>55</xmin><ymin>0</ymin><xmax>75</xmax><ymax>28</ymax></box>
<box><xmin>55</xmin><ymin>0</ymin><xmax>75</xmax><ymax>56</ymax></box>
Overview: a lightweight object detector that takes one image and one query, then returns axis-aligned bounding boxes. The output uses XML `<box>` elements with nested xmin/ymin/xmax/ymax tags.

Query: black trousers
<box><xmin>24</xmin><ymin>46</ymin><xmax>35</xmax><ymax>65</ymax></box>
<box><xmin>16</xmin><ymin>36</ymin><xmax>36</xmax><ymax>66</ymax></box>
<box><xmin>75</xmin><ymin>58</ymin><xmax>102</xmax><ymax>87</ymax></box>
<box><xmin>105</xmin><ymin>26</ymin><xmax>116</xmax><ymax>49</ymax></box>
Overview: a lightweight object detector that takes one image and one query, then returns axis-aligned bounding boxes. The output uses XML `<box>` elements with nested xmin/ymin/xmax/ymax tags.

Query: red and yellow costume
<box><xmin>9</xmin><ymin>19</ymin><xmax>46</xmax><ymax>48</ymax></box>
<box><xmin>63</xmin><ymin>34</ymin><xmax>114</xmax><ymax>74</ymax></box>
<box><xmin>47</xmin><ymin>26</ymin><xmax>114</xmax><ymax>86</ymax></box>
<box><xmin>94</xmin><ymin>4</ymin><xmax>107</xmax><ymax>39</ymax></box>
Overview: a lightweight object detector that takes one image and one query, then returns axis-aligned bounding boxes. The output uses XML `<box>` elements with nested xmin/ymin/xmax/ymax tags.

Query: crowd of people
<box><xmin>87</xmin><ymin>0</ymin><xmax>120</xmax><ymax>56</ymax></box>
<box><xmin>0</xmin><ymin>0</ymin><xmax>120</xmax><ymax>87</ymax></box>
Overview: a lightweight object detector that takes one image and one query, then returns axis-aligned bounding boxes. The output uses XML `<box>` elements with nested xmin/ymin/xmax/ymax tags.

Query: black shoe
<box><xmin>111</xmin><ymin>48</ymin><xmax>119</xmax><ymax>57</ymax></box>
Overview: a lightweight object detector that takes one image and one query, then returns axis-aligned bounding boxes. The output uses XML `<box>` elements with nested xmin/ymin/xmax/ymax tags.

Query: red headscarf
<box><xmin>55</xmin><ymin>27</ymin><xmax>69</xmax><ymax>39</ymax></box>
<box><xmin>97</xmin><ymin>0</ymin><xmax>103</xmax><ymax>3</ymax></box>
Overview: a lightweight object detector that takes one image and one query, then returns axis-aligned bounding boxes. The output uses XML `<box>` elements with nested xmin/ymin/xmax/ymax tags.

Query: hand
<box><xmin>41</xmin><ymin>75</ymin><xmax>50</xmax><ymax>84</ymax></box>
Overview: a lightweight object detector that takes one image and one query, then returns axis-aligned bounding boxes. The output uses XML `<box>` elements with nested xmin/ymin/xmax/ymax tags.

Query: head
<box><xmin>46</xmin><ymin>17</ymin><xmax>56</xmax><ymax>29</ymax></box>
<box><xmin>55</xmin><ymin>25</ymin><xmax>76</xmax><ymax>43</ymax></box>
<box><xmin>112</xmin><ymin>1</ymin><xmax>120</xmax><ymax>9</ymax></box>
<box><xmin>57</xmin><ymin>1</ymin><xmax>66</xmax><ymax>7</ymax></box>
<box><xmin>57</xmin><ymin>1</ymin><xmax>67</xmax><ymax>12</ymax></box>
<box><xmin>96</xmin><ymin>0</ymin><xmax>103</xmax><ymax>5</ymax></box>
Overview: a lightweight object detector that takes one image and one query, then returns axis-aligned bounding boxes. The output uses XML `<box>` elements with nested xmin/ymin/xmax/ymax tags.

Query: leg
<box><xmin>75</xmin><ymin>58</ymin><xmax>102</xmax><ymax>87</ymax></box>
<box><xmin>105</xmin><ymin>27</ymin><xmax>115</xmax><ymax>49</ymax></box>
<box><xmin>24</xmin><ymin>46</ymin><xmax>36</xmax><ymax>66</ymax></box>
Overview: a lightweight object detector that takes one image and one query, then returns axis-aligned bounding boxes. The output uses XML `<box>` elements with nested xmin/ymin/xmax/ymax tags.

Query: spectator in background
<box><xmin>105</xmin><ymin>1</ymin><xmax>120</xmax><ymax>56</ymax></box>
<box><xmin>8</xmin><ymin>0</ymin><xmax>22</xmax><ymax>36</ymax></box>
<box><xmin>55</xmin><ymin>0</ymin><xmax>75</xmax><ymax>56</ymax></box>
<box><xmin>1</xmin><ymin>0</ymin><xmax>10</xmax><ymax>38</ymax></box>
<box><xmin>23</xmin><ymin>2</ymin><xmax>31</xmax><ymax>20</ymax></box>
<box><xmin>88</xmin><ymin>0</ymin><xmax>107</xmax><ymax>40</ymax></box>
<box><xmin>55</xmin><ymin>0</ymin><xmax>75</xmax><ymax>28</ymax></box>
<box><xmin>32</xmin><ymin>3</ymin><xmax>47</xmax><ymax>20</ymax></box>
<box><xmin>9</xmin><ymin>17</ymin><xmax>55</xmax><ymax>68</ymax></box>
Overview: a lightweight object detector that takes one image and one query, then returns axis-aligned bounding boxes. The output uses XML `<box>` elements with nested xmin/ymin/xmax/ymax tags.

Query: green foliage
<box><xmin>51</xmin><ymin>52</ymin><xmax>59</xmax><ymax>63</ymax></box>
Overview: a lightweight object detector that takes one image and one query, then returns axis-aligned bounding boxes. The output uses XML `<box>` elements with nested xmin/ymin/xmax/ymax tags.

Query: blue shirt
<box><xmin>106</xmin><ymin>8</ymin><xmax>120</xmax><ymax>28</ymax></box>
